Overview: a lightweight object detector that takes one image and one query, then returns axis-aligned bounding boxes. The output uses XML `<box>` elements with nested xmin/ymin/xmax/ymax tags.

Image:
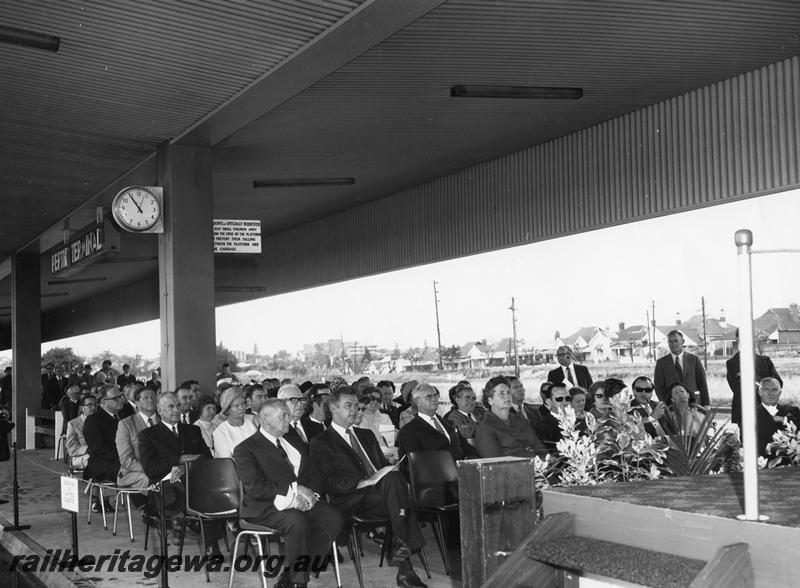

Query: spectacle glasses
<box><xmin>285</xmin><ymin>397</ymin><xmax>306</xmax><ymax>404</ymax></box>
<box><xmin>634</xmin><ymin>387</ymin><xmax>654</xmax><ymax>393</ymax></box>
<box><xmin>369</xmin><ymin>396</ymin><xmax>381</xmax><ymax>402</ymax></box>
<box><xmin>552</xmin><ymin>396</ymin><xmax>566</xmax><ymax>402</ymax></box>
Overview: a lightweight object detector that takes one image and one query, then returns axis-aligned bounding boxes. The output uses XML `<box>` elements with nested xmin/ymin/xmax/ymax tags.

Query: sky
<box><xmin>4</xmin><ymin>187</ymin><xmax>798</xmax><ymax>362</ymax></box>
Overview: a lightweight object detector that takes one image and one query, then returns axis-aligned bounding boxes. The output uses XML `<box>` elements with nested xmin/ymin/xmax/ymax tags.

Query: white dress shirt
<box><xmin>418</xmin><ymin>413</ymin><xmax>450</xmax><ymax>442</ymax></box>
<box><xmin>259</xmin><ymin>428</ymin><xmax>301</xmax><ymax>511</ymax></box>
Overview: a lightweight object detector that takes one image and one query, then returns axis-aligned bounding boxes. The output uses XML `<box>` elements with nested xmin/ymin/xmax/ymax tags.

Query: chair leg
<box><xmin>113</xmin><ymin>492</ymin><xmax>120</xmax><ymax>536</ymax></box>
<box><xmin>198</xmin><ymin>520</ymin><xmax>209</xmax><ymax>583</ymax></box>
<box><xmin>126</xmin><ymin>494</ymin><xmax>135</xmax><ymax>543</ymax></box>
<box><xmin>432</xmin><ymin>513</ymin><xmax>450</xmax><ymax>575</ymax></box>
<box><xmin>86</xmin><ymin>483</ymin><xmax>93</xmax><ymax>525</ymax></box>
<box><xmin>228</xmin><ymin>532</ymin><xmax>240</xmax><ymax>588</ymax></box>
<box><xmin>349</xmin><ymin>530</ymin><xmax>365</xmax><ymax>588</ymax></box>
<box><xmin>178</xmin><ymin>517</ymin><xmax>187</xmax><ymax>556</ymax></box>
<box><xmin>254</xmin><ymin>532</ymin><xmax>269</xmax><ymax>588</ymax></box>
<box><xmin>331</xmin><ymin>539</ymin><xmax>343</xmax><ymax>588</ymax></box>
<box><xmin>144</xmin><ymin>521</ymin><xmax>150</xmax><ymax>551</ymax></box>
<box><xmin>99</xmin><ymin>487</ymin><xmax>108</xmax><ymax>529</ymax></box>
<box><xmin>379</xmin><ymin>525</ymin><xmax>394</xmax><ymax>568</ymax></box>
<box><xmin>418</xmin><ymin>546</ymin><xmax>431</xmax><ymax>579</ymax></box>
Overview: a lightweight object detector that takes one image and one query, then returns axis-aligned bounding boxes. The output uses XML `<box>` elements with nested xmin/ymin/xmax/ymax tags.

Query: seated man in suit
<box><xmin>627</xmin><ymin>376</ymin><xmax>674</xmax><ymax>438</ymax></box>
<box><xmin>533</xmin><ymin>382</ymin><xmax>567</xmax><ymax>453</ymax></box>
<box><xmin>654</xmin><ymin>330</ymin><xmax>710</xmax><ymax>409</ymax></box>
<box><xmin>726</xmin><ymin>329</ymin><xmax>782</xmax><ymax>426</ymax></box>
<box><xmin>301</xmin><ymin>385</ymin><xmax>330</xmax><ymax>441</ymax></box>
<box><xmin>59</xmin><ymin>385</ymin><xmax>81</xmax><ymax>434</ymax></box>
<box><xmin>115</xmin><ymin>387</ymin><xmax>158</xmax><ymax>501</ymax></box>
<box><xmin>756</xmin><ymin>377</ymin><xmax>800</xmax><ymax>457</ymax></box>
<box><xmin>277</xmin><ymin>384</ymin><xmax>312</xmax><ymax>451</ymax></box>
<box><xmin>235</xmin><ymin>400</ymin><xmax>343</xmax><ymax>588</ymax></box>
<box><xmin>138</xmin><ymin>391</ymin><xmax>224</xmax><ymax>554</ymax></box>
<box><xmin>66</xmin><ymin>395</ymin><xmax>96</xmax><ymax>469</ymax></box>
<box><xmin>508</xmin><ymin>376</ymin><xmax>541</xmax><ymax>428</ymax></box>
<box><xmin>308</xmin><ymin>386</ymin><xmax>428</xmax><ymax>588</ymax></box>
<box><xmin>548</xmin><ymin>346</ymin><xmax>593</xmax><ymax>390</ymax></box>
<box><xmin>398</xmin><ymin>383</ymin><xmax>473</xmax><ymax>462</ymax></box>
<box><xmin>444</xmin><ymin>383</ymin><xmax>484</xmax><ymax>446</ymax></box>
<box><xmin>376</xmin><ymin>380</ymin><xmax>400</xmax><ymax>428</ymax></box>
<box><xmin>117</xmin><ymin>382</ymin><xmax>141</xmax><ymax>421</ymax></box>
<box><xmin>83</xmin><ymin>385</ymin><xmax>123</xmax><ymax>481</ymax></box>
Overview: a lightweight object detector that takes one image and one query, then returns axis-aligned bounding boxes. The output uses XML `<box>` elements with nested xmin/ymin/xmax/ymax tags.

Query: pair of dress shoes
<box><xmin>396</xmin><ymin>568</ymin><xmax>427</xmax><ymax>588</ymax></box>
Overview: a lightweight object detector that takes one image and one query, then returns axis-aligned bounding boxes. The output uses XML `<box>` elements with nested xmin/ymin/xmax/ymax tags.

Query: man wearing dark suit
<box><xmin>755</xmin><ymin>377</ymin><xmax>800</xmax><ymax>457</ymax></box>
<box><xmin>726</xmin><ymin>330</ymin><xmax>782</xmax><ymax>426</ymax></box>
<box><xmin>308</xmin><ymin>387</ymin><xmax>428</xmax><ymax>588</ymax></box>
<box><xmin>41</xmin><ymin>364</ymin><xmax>63</xmax><ymax>409</ymax></box>
<box><xmin>654</xmin><ymin>330</ymin><xmax>709</xmax><ymax>408</ymax></box>
<box><xmin>377</xmin><ymin>380</ymin><xmax>401</xmax><ymax>428</ymax></box>
<box><xmin>138</xmin><ymin>391</ymin><xmax>223</xmax><ymax>554</ymax></box>
<box><xmin>58</xmin><ymin>385</ymin><xmax>81</xmax><ymax>434</ymax></box>
<box><xmin>398</xmin><ymin>383</ymin><xmax>472</xmax><ymax>462</ymax></box>
<box><xmin>301</xmin><ymin>385</ymin><xmax>330</xmax><ymax>441</ymax></box>
<box><xmin>83</xmin><ymin>384</ymin><xmax>124</xmax><ymax>483</ymax></box>
<box><xmin>117</xmin><ymin>382</ymin><xmax>141</xmax><ymax>421</ymax></box>
<box><xmin>547</xmin><ymin>346</ymin><xmax>593</xmax><ymax>390</ymax></box>
<box><xmin>235</xmin><ymin>400</ymin><xmax>343</xmax><ymax>588</ymax></box>
<box><xmin>628</xmin><ymin>376</ymin><xmax>675</xmax><ymax>437</ymax></box>
<box><xmin>116</xmin><ymin>363</ymin><xmax>138</xmax><ymax>390</ymax></box>
<box><xmin>176</xmin><ymin>384</ymin><xmax>200</xmax><ymax>424</ymax></box>
<box><xmin>532</xmin><ymin>383</ymin><xmax>568</xmax><ymax>453</ymax></box>
<box><xmin>508</xmin><ymin>376</ymin><xmax>542</xmax><ymax>428</ymax></box>
<box><xmin>278</xmin><ymin>384</ymin><xmax>313</xmax><ymax>452</ymax></box>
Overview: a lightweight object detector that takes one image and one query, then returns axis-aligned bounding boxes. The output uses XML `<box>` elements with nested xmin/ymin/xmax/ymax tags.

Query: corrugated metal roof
<box><xmin>0</xmin><ymin>0</ymin><xmax>366</xmax><ymax>254</ymax></box>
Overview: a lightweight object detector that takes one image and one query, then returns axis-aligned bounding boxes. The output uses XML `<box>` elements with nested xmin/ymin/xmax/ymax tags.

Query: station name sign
<box><xmin>213</xmin><ymin>219</ymin><xmax>261</xmax><ymax>254</ymax></box>
<box><xmin>48</xmin><ymin>219</ymin><xmax>120</xmax><ymax>277</ymax></box>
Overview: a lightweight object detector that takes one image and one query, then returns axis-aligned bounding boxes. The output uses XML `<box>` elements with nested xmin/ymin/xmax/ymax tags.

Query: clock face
<box><xmin>113</xmin><ymin>187</ymin><xmax>161</xmax><ymax>232</ymax></box>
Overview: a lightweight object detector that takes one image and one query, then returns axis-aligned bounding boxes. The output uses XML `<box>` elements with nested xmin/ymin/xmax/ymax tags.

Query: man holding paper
<box><xmin>308</xmin><ymin>386</ymin><xmax>428</xmax><ymax>588</ymax></box>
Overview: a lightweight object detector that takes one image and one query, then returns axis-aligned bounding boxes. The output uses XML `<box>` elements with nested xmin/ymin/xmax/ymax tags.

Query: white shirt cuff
<box><xmin>273</xmin><ymin>481</ymin><xmax>298</xmax><ymax>511</ymax></box>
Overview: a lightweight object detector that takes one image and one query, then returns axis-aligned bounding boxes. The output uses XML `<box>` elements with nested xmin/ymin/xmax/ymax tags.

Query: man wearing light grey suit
<box><xmin>654</xmin><ymin>330</ymin><xmax>709</xmax><ymax>409</ymax></box>
<box><xmin>115</xmin><ymin>387</ymin><xmax>158</xmax><ymax>493</ymax></box>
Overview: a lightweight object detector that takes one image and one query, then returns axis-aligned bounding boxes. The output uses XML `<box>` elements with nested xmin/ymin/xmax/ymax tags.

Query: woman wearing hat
<box><xmin>213</xmin><ymin>386</ymin><xmax>258</xmax><ymax>458</ymax></box>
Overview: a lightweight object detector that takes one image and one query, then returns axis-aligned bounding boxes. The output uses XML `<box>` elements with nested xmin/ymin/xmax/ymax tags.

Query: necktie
<box><xmin>347</xmin><ymin>428</ymin><xmax>376</xmax><ymax>475</ymax></box>
<box><xmin>181</xmin><ymin>413</ymin><xmax>188</xmax><ymax>424</ymax></box>
<box><xmin>675</xmin><ymin>356</ymin><xmax>683</xmax><ymax>381</ymax></box>
<box><xmin>276</xmin><ymin>439</ymin><xmax>293</xmax><ymax>467</ymax></box>
<box><xmin>566</xmin><ymin>366</ymin><xmax>575</xmax><ymax>385</ymax></box>
<box><xmin>294</xmin><ymin>422</ymin><xmax>307</xmax><ymax>444</ymax></box>
<box><xmin>147</xmin><ymin>416</ymin><xmax>153</xmax><ymax>427</ymax></box>
<box><xmin>171</xmin><ymin>424</ymin><xmax>180</xmax><ymax>438</ymax></box>
<box><xmin>432</xmin><ymin>416</ymin><xmax>447</xmax><ymax>436</ymax></box>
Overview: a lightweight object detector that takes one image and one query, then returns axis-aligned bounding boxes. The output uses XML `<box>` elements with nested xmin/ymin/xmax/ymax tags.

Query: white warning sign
<box><xmin>213</xmin><ymin>219</ymin><xmax>262</xmax><ymax>254</ymax></box>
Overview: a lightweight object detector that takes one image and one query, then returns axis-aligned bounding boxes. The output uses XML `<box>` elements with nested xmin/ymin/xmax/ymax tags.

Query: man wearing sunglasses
<box><xmin>533</xmin><ymin>382</ymin><xmax>567</xmax><ymax>453</ymax></box>
<box><xmin>628</xmin><ymin>376</ymin><xmax>674</xmax><ymax>438</ymax></box>
<box><xmin>278</xmin><ymin>384</ymin><xmax>311</xmax><ymax>452</ymax></box>
<box><xmin>548</xmin><ymin>346</ymin><xmax>593</xmax><ymax>390</ymax></box>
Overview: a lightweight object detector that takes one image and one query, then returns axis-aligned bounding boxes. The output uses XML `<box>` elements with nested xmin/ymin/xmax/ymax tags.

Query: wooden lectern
<box><xmin>458</xmin><ymin>457</ymin><xmax>539</xmax><ymax>588</ymax></box>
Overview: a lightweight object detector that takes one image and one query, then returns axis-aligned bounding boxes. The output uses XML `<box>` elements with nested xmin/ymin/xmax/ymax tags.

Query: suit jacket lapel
<box><xmin>253</xmin><ymin>432</ymin><xmax>297</xmax><ymax>479</ymax></box>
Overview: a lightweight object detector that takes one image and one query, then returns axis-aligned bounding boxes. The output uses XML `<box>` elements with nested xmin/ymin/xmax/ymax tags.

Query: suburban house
<box><xmin>754</xmin><ymin>303</ymin><xmax>800</xmax><ymax>345</ymax></box>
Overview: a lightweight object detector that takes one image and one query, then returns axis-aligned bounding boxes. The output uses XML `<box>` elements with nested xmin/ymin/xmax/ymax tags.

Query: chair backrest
<box><xmin>184</xmin><ymin>456</ymin><xmax>240</xmax><ymax>517</ymax></box>
<box><xmin>408</xmin><ymin>450</ymin><xmax>459</xmax><ymax>507</ymax></box>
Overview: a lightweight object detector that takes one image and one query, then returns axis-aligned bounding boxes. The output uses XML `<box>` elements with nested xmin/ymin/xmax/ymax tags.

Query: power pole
<box><xmin>646</xmin><ymin>308</ymin><xmax>651</xmax><ymax>361</ymax></box>
<box><xmin>509</xmin><ymin>297</ymin><xmax>520</xmax><ymax>378</ymax></box>
<box><xmin>701</xmin><ymin>296</ymin><xmax>708</xmax><ymax>369</ymax></box>
<box><xmin>650</xmin><ymin>300</ymin><xmax>657</xmax><ymax>361</ymax></box>
<box><xmin>433</xmin><ymin>281</ymin><xmax>443</xmax><ymax>370</ymax></box>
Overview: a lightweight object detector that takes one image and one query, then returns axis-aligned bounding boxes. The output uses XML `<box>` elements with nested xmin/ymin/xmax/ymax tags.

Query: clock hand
<box><xmin>131</xmin><ymin>196</ymin><xmax>144</xmax><ymax>213</ymax></box>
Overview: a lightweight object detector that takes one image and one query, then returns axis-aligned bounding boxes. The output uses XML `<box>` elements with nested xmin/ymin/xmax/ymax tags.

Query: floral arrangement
<box><xmin>764</xmin><ymin>421</ymin><xmax>800</xmax><ymax>468</ymax></box>
<box><xmin>533</xmin><ymin>388</ymin><xmax>745</xmax><ymax>489</ymax></box>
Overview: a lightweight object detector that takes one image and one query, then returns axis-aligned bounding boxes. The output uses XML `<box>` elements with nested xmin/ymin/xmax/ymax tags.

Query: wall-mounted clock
<box><xmin>111</xmin><ymin>186</ymin><xmax>164</xmax><ymax>233</ymax></box>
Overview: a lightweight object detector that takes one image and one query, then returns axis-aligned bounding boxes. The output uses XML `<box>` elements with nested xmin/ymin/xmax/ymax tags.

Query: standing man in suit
<box><xmin>654</xmin><ymin>330</ymin><xmax>710</xmax><ymax>409</ymax></box>
<box><xmin>116</xmin><ymin>363</ymin><xmax>138</xmax><ymax>390</ymax></box>
<box><xmin>398</xmin><ymin>383</ymin><xmax>471</xmax><ymax>462</ymax></box>
<box><xmin>115</xmin><ymin>386</ymin><xmax>158</xmax><ymax>498</ymax></box>
<box><xmin>235</xmin><ymin>400</ymin><xmax>343</xmax><ymax>588</ymax></box>
<box><xmin>726</xmin><ymin>329</ymin><xmax>782</xmax><ymax>426</ymax></box>
<box><xmin>138</xmin><ymin>391</ymin><xmax>223</xmax><ymax>554</ymax></box>
<box><xmin>548</xmin><ymin>347</ymin><xmax>593</xmax><ymax>390</ymax></box>
<box><xmin>308</xmin><ymin>387</ymin><xmax>428</xmax><ymax>588</ymax></box>
<box><xmin>755</xmin><ymin>377</ymin><xmax>800</xmax><ymax>457</ymax></box>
